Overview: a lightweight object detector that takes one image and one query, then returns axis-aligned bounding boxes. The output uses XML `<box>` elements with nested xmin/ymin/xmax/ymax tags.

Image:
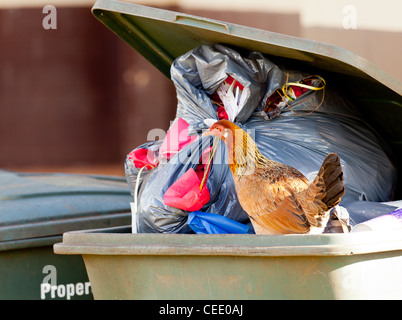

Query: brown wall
<box><xmin>0</xmin><ymin>7</ymin><xmax>177</xmax><ymax>170</ymax></box>
<box><xmin>1</xmin><ymin>7</ymin><xmax>119</xmax><ymax>166</ymax></box>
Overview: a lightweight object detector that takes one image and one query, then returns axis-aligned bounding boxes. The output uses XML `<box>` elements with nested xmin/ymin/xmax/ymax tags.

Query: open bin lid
<box><xmin>92</xmin><ymin>0</ymin><xmax>402</xmax><ymax>157</ymax></box>
<box><xmin>0</xmin><ymin>170</ymin><xmax>131</xmax><ymax>250</ymax></box>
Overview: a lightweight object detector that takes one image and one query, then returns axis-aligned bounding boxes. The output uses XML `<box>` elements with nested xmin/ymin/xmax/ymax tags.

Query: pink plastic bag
<box><xmin>160</xmin><ymin>118</ymin><xmax>198</xmax><ymax>159</ymax></box>
<box><xmin>163</xmin><ymin>136</ymin><xmax>218</xmax><ymax>212</ymax></box>
<box><xmin>163</xmin><ymin>168</ymin><xmax>210</xmax><ymax>211</ymax></box>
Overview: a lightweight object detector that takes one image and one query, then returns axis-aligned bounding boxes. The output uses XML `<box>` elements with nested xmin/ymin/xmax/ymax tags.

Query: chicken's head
<box><xmin>203</xmin><ymin>120</ymin><xmax>264</xmax><ymax>176</ymax></box>
<box><xmin>203</xmin><ymin>120</ymin><xmax>237</xmax><ymax>145</ymax></box>
<box><xmin>203</xmin><ymin>120</ymin><xmax>251</xmax><ymax>173</ymax></box>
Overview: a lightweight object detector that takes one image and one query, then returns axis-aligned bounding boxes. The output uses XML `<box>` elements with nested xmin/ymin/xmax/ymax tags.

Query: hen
<box><xmin>204</xmin><ymin>120</ymin><xmax>345</xmax><ymax>235</ymax></box>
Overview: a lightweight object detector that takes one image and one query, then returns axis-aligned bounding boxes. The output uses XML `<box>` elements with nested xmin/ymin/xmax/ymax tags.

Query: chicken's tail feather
<box><xmin>313</xmin><ymin>153</ymin><xmax>345</xmax><ymax>209</ymax></box>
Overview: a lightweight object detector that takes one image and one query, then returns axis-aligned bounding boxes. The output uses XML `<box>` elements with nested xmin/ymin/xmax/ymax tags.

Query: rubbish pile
<box><xmin>125</xmin><ymin>44</ymin><xmax>400</xmax><ymax>235</ymax></box>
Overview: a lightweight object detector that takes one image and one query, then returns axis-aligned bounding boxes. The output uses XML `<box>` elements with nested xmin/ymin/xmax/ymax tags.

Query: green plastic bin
<box><xmin>54</xmin><ymin>226</ymin><xmax>402</xmax><ymax>300</ymax></box>
<box><xmin>56</xmin><ymin>0</ymin><xmax>402</xmax><ymax>300</ymax></box>
<box><xmin>0</xmin><ymin>170</ymin><xmax>131</xmax><ymax>299</ymax></box>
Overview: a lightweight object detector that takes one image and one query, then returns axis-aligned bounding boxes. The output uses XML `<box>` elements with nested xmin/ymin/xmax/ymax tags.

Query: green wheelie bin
<box><xmin>0</xmin><ymin>170</ymin><xmax>131</xmax><ymax>299</ymax></box>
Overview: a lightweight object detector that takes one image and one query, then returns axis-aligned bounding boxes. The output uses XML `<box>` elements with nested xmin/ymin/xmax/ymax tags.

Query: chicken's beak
<box><xmin>203</xmin><ymin>128</ymin><xmax>222</xmax><ymax>138</ymax></box>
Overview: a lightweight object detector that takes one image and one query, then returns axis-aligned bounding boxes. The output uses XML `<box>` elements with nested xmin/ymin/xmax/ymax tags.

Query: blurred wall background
<box><xmin>1</xmin><ymin>0</ymin><xmax>401</xmax><ymax>175</ymax></box>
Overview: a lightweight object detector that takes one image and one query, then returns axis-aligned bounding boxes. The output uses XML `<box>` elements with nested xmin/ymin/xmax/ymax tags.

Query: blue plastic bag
<box><xmin>188</xmin><ymin>211</ymin><xmax>249</xmax><ymax>234</ymax></box>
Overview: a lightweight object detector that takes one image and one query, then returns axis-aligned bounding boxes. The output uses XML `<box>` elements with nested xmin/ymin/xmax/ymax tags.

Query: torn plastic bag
<box><xmin>171</xmin><ymin>44</ymin><xmax>280</xmax><ymax>130</ymax></box>
<box><xmin>188</xmin><ymin>211</ymin><xmax>249</xmax><ymax>234</ymax></box>
<box><xmin>126</xmin><ymin>117</ymin><xmax>197</xmax><ymax>200</ymax></box>
<box><xmin>170</xmin><ymin>44</ymin><xmax>397</xmax><ymax>206</ymax></box>
<box><xmin>134</xmin><ymin>136</ymin><xmax>250</xmax><ymax>233</ymax></box>
<box><xmin>163</xmin><ymin>141</ymin><xmax>217</xmax><ymax>211</ymax></box>
<box><xmin>163</xmin><ymin>167</ymin><xmax>210</xmax><ymax>211</ymax></box>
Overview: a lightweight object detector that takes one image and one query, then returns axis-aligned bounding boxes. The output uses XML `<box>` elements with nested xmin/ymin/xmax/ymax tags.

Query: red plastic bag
<box><xmin>163</xmin><ymin>168</ymin><xmax>210</xmax><ymax>211</ymax></box>
<box><xmin>163</xmin><ymin>140</ymin><xmax>218</xmax><ymax>212</ymax></box>
<box><xmin>160</xmin><ymin>118</ymin><xmax>198</xmax><ymax>160</ymax></box>
<box><xmin>128</xmin><ymin>148</ymin><xmax>159</xmax><ymax>170</ymax></box>
<box><xmin>163</xmin><ymin>135</ymin><xmax>220</xmax><ymax>212</ymax></box>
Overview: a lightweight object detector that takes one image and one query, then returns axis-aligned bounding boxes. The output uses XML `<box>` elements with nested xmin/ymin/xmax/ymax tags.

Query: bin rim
<box><xmin>54</xmin><ymin>226</ymin><xmax>402</xmax><ymax>257</ymax></box>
